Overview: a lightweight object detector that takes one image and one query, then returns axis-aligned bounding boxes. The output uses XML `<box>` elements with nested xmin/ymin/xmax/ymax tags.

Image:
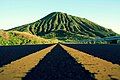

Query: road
<box><xmin>0</xmin><ymin>44</ymin><xmax>120</xmax><ymax>80</ymax></box>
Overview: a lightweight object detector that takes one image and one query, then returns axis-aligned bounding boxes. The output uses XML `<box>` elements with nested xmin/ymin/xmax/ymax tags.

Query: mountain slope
<box><xmin>10</xmin><ymin>12</ymin><xmax>117</xmax><ymax>37</ymax></box>
<box><xmin>0</xmin><ymin>30</ymin><xmax>58</xmax><ymax>45</ymax></box>
<box><xmin>8</xmin><ymin>12</ymin><xmax>118</xmax><ymax>43</ymax></box>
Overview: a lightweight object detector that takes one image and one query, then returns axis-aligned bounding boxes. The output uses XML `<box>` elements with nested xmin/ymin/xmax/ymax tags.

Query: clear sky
<box><xmin>0</xmin><ymin>0</ymin><xmax>120</xmax><ymax>33</ymax></box>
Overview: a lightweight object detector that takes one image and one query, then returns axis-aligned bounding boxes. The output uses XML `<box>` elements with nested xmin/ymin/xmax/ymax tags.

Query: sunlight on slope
<box><xmin>48</xmin><ymin>38</ymin><xmax>59</xmax><ymax>44</ymax></box>
<box><xmin>61</xmin><ymin>44</ymin><xmax>120</xmax><ymax>80</ymax></box>
<box><xmin>11</xmin><ymin>31</ymin><xmax>51</xmax><ymax>44</ymax></box>
<box><xmin>0</xmin><ymin>30</ymin><xmax>59</xmax><ymax>45</ymax></box>
<box><xmin>0</xmin><ymin>45</ymin><xmax>56</xmax><ymax>80</ymax></box>
<box><xmin>0</xmin><ymin>30</ymin><xmax>10</xmax><ymax>40</ymax></box>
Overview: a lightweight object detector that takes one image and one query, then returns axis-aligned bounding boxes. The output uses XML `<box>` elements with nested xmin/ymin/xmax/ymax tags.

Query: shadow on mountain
<box><xmin>65</xmin><ymin>44</ymin><xmax>120</xmax><ymax>64</ymax></box>
<box><xmin>0</xmin><ymin>44</ymin><xmax>52</xmax><ymax>67</ymax></box>
<box><xmin>23</xmin><ymin>44</ymin><xmax>95</xmax><ymax>80</ymax></box>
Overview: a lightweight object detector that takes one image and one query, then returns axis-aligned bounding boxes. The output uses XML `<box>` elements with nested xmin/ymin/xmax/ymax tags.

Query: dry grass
<box><xmin>11</xmin><ymin>31</ymin><xmax>59</xmax><ymax>44</ymax></box>
<box><xmin>61</xmin><ymin>44</ymin><xmax>120</xmax><ymax>80</ymax></box>
<box><xmin>0</xmin><ymin>45</ymin><xmax>56</xmax><ymax>80</ymax></box>
<box><xmin>12</xmin><ymin>31</ymin><xmax>48</xmax><ymax>42</ymax></box>
<box><xmin>12</xmin><ymin>31</ymin><xmax>43</xmax><ymax>40</ymax></box>
<box><xmin>0</xmin><ymin>30</ymin><xmax>9</xmax><ymax>40</ymax></box>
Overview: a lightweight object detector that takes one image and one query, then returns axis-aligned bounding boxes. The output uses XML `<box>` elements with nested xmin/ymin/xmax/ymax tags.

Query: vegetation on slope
<box><xmin>0</xmin><ymin>30</ymin><xmax>58</xmax><ymax>45</ymax></box>
<box><xmin>2</xmin><ymin>12</ymin><xmax>118</xmax><ymax>44</ymax></box>
<box><xmin>42</xmin><ymin>30</ymin><xmax>95</xmax><ymax>43</ymax></box>
<box><xmin>10</xmin><ymin>12</ymin><xmax>118</xmax><ymax>39</ymax></box>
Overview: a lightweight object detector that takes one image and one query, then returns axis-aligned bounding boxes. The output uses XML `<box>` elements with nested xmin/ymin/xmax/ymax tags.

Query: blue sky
<box><xmin>0</xmin><ymin>0</ymin><xmax>120</xmax><ymax>33</ymax></box>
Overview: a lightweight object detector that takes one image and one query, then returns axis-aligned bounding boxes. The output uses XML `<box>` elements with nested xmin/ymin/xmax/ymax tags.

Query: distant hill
<box><xmin>0</xmin><ymin>30</ymin><xmax>58</xmax><ymax>45</ymax></box>
<box><xmin>9</xmin><ymin>12</ymin><xmax>117</xmax><ymax>37</ymax></box>
<box><xmin>4</xmin><ymin>12</ymin><xmax>119</xmax><ymax>44</ymax></box>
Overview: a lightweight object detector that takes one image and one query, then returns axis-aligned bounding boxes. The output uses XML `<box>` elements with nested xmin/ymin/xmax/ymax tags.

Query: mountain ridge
<box><xmin>7</xmin><ymin>12</ymin><xmax>119</xmax><ymax>44</ymax></box>
<box><xmin>9</xmin><ymin>12</ymin><xmax>117</xmax><ymax>37</ymax></box>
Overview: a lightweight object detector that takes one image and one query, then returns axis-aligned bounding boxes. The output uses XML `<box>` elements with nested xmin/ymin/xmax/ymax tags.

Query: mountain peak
<box><xmin>40</xmin><ymin>12</ymin><xmax>67</xmax><ymax>21</ymax></box>
<box><xmin>9</xmin><ymin>12</ymin><xmax>118</xmax><ymax>40</ymax></box>
<box><xmin>50</xmin><ymin>12</ymin><xmax>66</xmax><ymax>15</ymax></box>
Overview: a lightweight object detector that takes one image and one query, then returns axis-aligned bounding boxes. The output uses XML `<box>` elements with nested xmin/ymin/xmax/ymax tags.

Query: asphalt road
<box><xmin>23</xmin><ymin>44</ymin><xmax>94</xmax><ymax>80</ymax></box>
<box><xmin>0</xmin><ymin>44</ymin><xmax>52</xmax><ymax>67</ymax></box>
